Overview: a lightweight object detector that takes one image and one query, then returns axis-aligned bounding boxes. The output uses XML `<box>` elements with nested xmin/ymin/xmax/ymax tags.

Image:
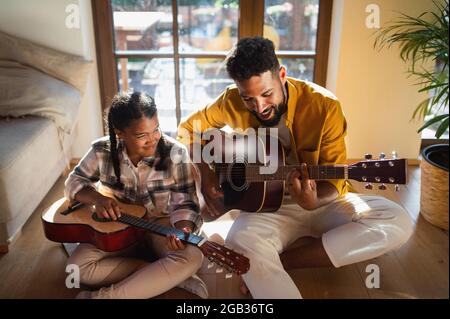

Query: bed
<box><xmin>0</xmin><ymin>31</ymin><xmax>92</xmax><ymax>252</ymax></box>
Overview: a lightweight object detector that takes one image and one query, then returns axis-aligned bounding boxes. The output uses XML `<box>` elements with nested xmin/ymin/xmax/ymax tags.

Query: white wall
<box><xmin>0</xmin><ymin>0</ymin><xmax>103</xmax><ymax>158</ymax></box>
<box><xmin>327</xmin><ymin>0</ymin><xmax>435</xmax><ymax>160</ymax></box>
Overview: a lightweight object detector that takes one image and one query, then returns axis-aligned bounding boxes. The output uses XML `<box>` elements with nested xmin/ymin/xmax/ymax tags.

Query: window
<box><xmin>92</xmin><ymin>0</ymin><xmax>332</xmax><ymax>136</ymax></box>
<box><xmin>264</xmin><ymin>0</ymin><xmax>318</xmax><ymax>81</ymax></box>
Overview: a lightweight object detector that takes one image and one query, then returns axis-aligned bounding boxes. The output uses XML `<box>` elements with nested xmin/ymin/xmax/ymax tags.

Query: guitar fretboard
<box><xmin>244</xmin><ymin>165</ymin><xmax>347</xmax><ymax>181</ymax></box>
<box><xmin>117</xmin><ymin>213</ymin><xmax>205</xmax><ymax>246</ymax></box>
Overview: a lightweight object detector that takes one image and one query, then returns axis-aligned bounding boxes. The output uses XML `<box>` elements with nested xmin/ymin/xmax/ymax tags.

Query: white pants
<box><xmin>225</xmin><ymin>193</ymin><xmax>413</xmax><ymax>299</ymax></box>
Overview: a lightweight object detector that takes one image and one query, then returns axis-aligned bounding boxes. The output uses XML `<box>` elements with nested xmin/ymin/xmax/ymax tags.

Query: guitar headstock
<box><xmin>348</xmin><ymin>152</ymin><xmax>407</xmax><ymax>191</ymax></box>
<box><xmin>198</xmin><ymin>240</ymin><xmax>250</xmax><ymax>275</ymax></box>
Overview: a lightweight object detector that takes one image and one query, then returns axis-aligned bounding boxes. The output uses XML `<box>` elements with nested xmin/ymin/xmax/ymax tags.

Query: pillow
<box><xmin>0</xmin><ymin>60</ymin><xmax>81</xmax><ymax>136</ymax></box>
<box><xmin>0</xmin><ymin>31</ymin><xmax>92</xmax><ymax>95</ymax></box>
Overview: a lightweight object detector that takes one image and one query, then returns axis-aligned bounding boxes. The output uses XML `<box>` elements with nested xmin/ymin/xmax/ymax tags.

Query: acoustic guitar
<box><xmin>41</xmin><ymin>198</ymin><xmax>250</xmax><ymax>275</ymax></box>
<box><xmin>201</xmin><ymin>131</ymin><xmax>407</xmax><ymax>220</ymax></box>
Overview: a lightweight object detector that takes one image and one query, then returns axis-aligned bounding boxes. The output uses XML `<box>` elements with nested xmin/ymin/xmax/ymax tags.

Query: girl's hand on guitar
<box><xmin>288</xmin><ymin>163</ymin><xmax>319</xmax><ymax>210</ymax></box>
<box><xmin>167</xmin><ymin>233</ymin><xmax>186</xmax><ymax>250</ymax></box>
<box><xmin>167</xmin><ymin>224</ymin><xmax>193</xmax><ymax>250</ymax></box>
<box><xmin>93</xmin><ymin>195</ymin><xmax>122</xmax><ymax>221</ymax></box>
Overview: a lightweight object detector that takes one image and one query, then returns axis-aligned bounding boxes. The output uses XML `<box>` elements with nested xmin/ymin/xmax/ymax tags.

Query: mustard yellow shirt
<box><xmin>177</xmin><ymin>77</ymin><xmax>350</xmax><ymax>196</ymax></box>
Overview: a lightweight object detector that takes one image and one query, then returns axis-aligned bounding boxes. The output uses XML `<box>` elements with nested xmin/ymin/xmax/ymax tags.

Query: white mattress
<box><xmin>0</xmin><ymin>115</ymin><xmax>71</xmax><ymax>231</ymax></box>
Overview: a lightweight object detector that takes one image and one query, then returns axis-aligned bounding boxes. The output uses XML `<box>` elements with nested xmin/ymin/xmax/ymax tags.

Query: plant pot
<box><xmin>420</xmin><ymin>144</ymin><xmax>449</xmax><ymax>230</ymax></box>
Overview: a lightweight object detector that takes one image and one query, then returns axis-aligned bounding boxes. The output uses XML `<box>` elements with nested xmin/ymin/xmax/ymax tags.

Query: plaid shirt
<box><xmin>65</xmin><ymin>135</ymin><xmax>202</xmax><ymax>231</ymax></box>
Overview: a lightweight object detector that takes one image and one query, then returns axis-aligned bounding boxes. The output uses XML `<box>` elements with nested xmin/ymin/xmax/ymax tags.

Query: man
<box><xmin>177</xmin><ymin>37</ymin><xmax>413</xmax><ymax>298</ymax></box>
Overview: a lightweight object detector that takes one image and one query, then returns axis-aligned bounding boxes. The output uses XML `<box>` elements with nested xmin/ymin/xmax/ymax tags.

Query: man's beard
<box><xmin>250</xmin><ymin>102</ymin><xmax>287</xmax><ymax>127</ymax></box>
<box><xmin>250</xmin><ymin>81</ymin><xmax>288</xmax><ymax>127</ymax></box>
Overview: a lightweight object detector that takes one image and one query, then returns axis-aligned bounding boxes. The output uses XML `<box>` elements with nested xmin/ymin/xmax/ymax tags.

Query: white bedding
<box><xmin>0</xmin><ymin>60</ymin><xmax>81</xmax><ymax>152</ymax></box>
<box><xmin>0</xmin><ymin>31</ymin><xmax>92</xmax><ymax>95</ymax></box>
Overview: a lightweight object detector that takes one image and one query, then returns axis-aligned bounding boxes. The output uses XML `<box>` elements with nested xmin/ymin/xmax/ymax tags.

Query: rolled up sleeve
<box><xmin>169</xmin><ymin>154</ymin><xmax>202</xmax><ymax>232</ymax></box>
<box><xmin>64</xmin><ymin>147</ymin><xmax>100</xmax><ymax>201</ymax></box>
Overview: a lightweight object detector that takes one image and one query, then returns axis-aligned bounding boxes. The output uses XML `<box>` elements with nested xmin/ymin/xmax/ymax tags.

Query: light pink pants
<box><xmin>66</xmin><ymin>217</ymin><xmax>204</xmax><ymax>298</ymax></box>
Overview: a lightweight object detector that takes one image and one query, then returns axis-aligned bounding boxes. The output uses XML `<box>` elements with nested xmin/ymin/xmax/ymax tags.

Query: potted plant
<box><xmin>374</xmin><ymin>0</ymin><xmax>449</xmax><ymax>229</ymax></box>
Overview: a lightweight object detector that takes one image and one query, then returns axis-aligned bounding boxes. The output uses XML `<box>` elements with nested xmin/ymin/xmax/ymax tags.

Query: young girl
<box><xmin>65</xmin><ymin>92</ymin><xmax>207</xmax><ymax>299</ymax></box>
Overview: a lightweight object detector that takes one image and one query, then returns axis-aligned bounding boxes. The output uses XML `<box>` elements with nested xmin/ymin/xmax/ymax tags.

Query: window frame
<box><xmin>92</xmin><ymin>0</ymin><xmax>333</xmax><ymax>133</ymax></box>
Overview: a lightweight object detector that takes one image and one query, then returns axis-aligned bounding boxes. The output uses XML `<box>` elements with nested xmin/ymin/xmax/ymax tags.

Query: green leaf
<box><xmin>431</xmin><ymin>86</ymin><xmax>450</xmax><ymax>107</ymax></box>
<box><xmin>412</xmin><ymin>97</ymin><xmax>431</xmax><ymax>120</ymax></box>
<box><xmin>417</xmin><ymin>113</ymin><xmax>449</xmax><ymax>132</ymax></box>
<box><xmin>435</xmin><ymin>117</ymin><xmax>449</xmax><ymax>138</ymax></box>
<box><xmin>418</xmin><ymin>82</ymin><xmax>447</xmax><ymax>92</ymax></box>
<box><xmin>375</xmin><ymin>0</ymin><xmax>449</xmax><ymax>137</ymax></box>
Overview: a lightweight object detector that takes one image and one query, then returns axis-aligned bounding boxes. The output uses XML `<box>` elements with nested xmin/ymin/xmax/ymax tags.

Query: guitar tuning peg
<box><xmin>225</xmin><ymin>273</ymin><xmax>233</xmax><ymax>279</ymax></box>
<box><xmin>216</xmin><ymin>267</ymin><xmax>224</xmax><ymax>273</ymax></box>
<box><xmin>394</xmin><ymin>184</ymin><xmax>400</xmax><ymax>192</ymax></box>
<box><xmin>378</xmin><ymin>183</ymin><xmax>387</xmax><ymax>190</ymax></box>
<box><xmin>365</xmin><ymin>153</ymin><xmax>372</xmax><ymax>160</ymax></box>
<box><xmin>391</xmin><ymin>151</ymin><xmax>398</xmax><ymax>159</ymax></box>
<box><xmin>207</xmin><ymin>262</ymin><xmax>214</xmax><ymax>269</ymax></box>
<box><xmin>365</xmin><ymin>183</ymin><xmax>373</xmax><ymax>190</ymax></box>
<box><xmin>379</xmin><ymin>152</ymin><xmax>386</xmax><ymax>159</ymax></box>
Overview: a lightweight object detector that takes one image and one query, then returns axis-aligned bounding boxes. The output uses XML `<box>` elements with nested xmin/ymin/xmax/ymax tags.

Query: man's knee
<box><xmin>388</xmin><ymin>206</ymin><xmax>413</xmax><ymax>249</ymax></box>
<box><xmin>354</xmin><ymin>196</ymin><xmax>414</xmax><ymax>251</ymax></box>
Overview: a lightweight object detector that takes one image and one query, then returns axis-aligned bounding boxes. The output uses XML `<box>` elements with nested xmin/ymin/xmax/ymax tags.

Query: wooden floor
<box><xmin>0</xmin><ymin>165</ymin><xmax>448</xmax><ymax>299</ymax></box>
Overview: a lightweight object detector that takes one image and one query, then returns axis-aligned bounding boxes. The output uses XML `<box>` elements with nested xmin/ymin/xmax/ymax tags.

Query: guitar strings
<box><xmin>120</xmin><ymin>214</ymin><xmax>213</xmax><ymax>247</ymax></box>
<box><xmin>212</xmin><ymin>166</ymin><xmax>345</xmax><ymax>179</ymax></box>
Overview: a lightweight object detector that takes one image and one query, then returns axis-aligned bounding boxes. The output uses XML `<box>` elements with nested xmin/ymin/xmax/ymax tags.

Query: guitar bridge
<box><xmin>61</xmin><ymin>201</ymin><xmax>84</xmax><ymax>216</ymax></box>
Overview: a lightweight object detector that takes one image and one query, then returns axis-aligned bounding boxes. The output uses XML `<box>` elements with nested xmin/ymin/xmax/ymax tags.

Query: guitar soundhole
<box><xmin>221</xmin><ymin>162</ymin><xmax>248</xmax><ymax>207</ymax></box>
<box><xmin>92</xmin><ymin>213</ymin><xmax>112</xmax><ymax>223</ymax></box>
<box><xmin>227</xmin><ymin>162</ymin><xmax>248</xmax><ymax>191</ymax></box>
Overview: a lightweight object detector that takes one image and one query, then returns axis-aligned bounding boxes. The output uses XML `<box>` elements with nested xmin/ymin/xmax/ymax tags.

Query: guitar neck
<box><xmin>62</xmin><ymin>201</ymin><xmax>250</xmax><ymax>274</ymax></box>
<box><xmin>117</xmin><ymin>213</ymin><xmax>206</xmax><ymax>247</ymax></box>
<box><xmin>245</xmin><ymin>164</ymin><xmax>347</xmax><ymax>181</ymax></box>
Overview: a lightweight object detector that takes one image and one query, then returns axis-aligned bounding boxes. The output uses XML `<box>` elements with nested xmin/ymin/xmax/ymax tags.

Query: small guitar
<box><xmin>41</xmin><ymin>198</ymin><xmax>250</xmax><ymax>275</ymax></box>
<box><xmin>202</xmin><ymin>131</ymin><xmax>407</xmax><ymax>221</ymax></box>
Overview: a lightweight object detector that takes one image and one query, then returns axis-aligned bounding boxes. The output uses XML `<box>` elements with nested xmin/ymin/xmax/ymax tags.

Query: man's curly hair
<box><xmin>226</xmin><ymin>37</ymin><xmax>279</xmax><ymax>82</ymax></box>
